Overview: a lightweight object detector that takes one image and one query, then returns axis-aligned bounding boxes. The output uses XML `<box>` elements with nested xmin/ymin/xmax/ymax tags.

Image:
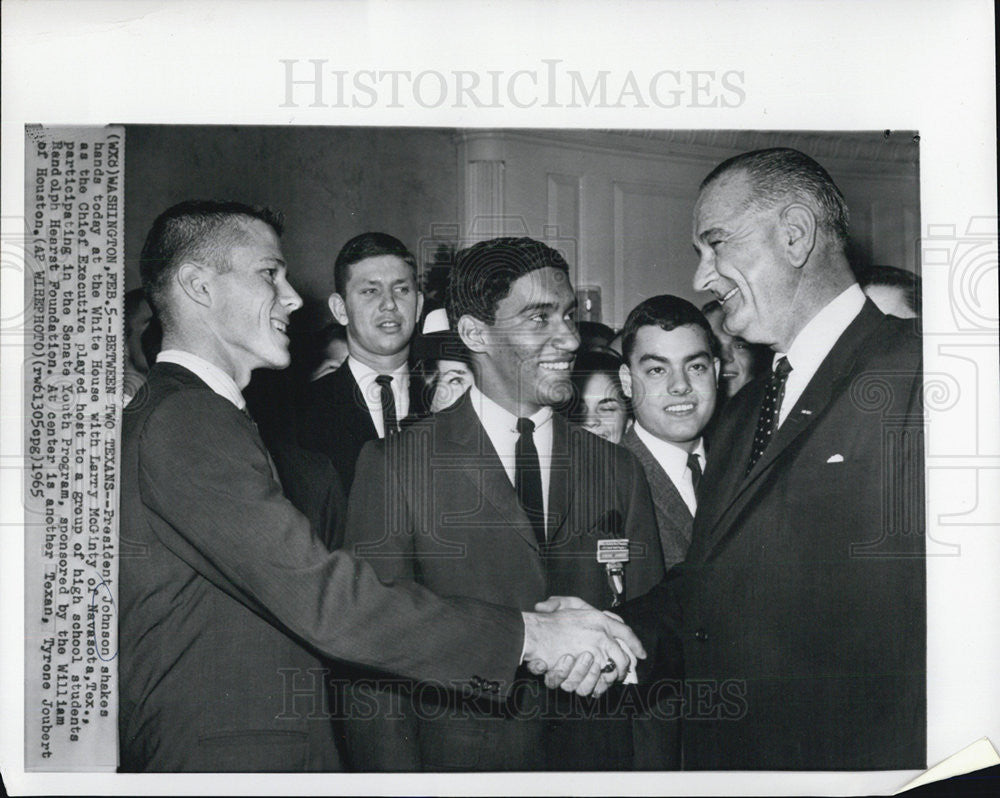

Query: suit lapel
<box><xmin>622</xmin><ymin>428</ymin><xmax>692</xmax><ymax>533</ymax></box>
<box><xmin>336</xmin><ymin>364</ymin><xmax>378</xmax><ymax>441</ymax></box>
<box><xmin>440</xmin><ymin>394</ymin><xmax>542</xmax><ymax>554</ymax></box>
<box><xmin>694</xmin><ymin>378</ymin><xmax>766</xmax><ymax>541</ymax></box>
<box><xmin>154</xmin><ymin>361</ymin><xmax>281</xmax><ymax>483</ymax></box>
<box><xmin>702</xmin><ymin>302</ymin><xmax>886</xmax><ymax>558</ymax></box>
<box><xmin>548</xmin><ymin>420</ymin><xmax>625</xmax><ymax>552</ymax></box>
<box><xmin>337</xmin><ymin>362</ymin><xmax>425</xmax><ymax>431</ymax></box>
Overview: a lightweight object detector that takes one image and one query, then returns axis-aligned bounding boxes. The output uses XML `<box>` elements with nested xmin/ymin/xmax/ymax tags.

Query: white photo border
<box><xmin>2</xmin><ymin>1</ymin><xmax>997</xmax><ymax>795</ymax></box>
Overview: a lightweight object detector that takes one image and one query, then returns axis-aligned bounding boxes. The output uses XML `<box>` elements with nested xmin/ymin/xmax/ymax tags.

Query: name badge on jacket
<box><xmin>597</xmin><ymin>538</ymin><xmax>629</xmax><ymax>606</ymax></box>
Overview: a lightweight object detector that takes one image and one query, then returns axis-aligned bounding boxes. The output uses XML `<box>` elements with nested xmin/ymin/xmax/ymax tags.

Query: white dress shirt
<box><xmin>157</xmin><ymin>349</ymin><xmax>246</xmax><ymax>410</ymax></box>
<box><xmin>471</xmin><ymin>386</ymin><xmax>636</xmax><ymax>674</ymax></box>
<box><xmin>347</xmin><ymin>356</ymin><xmax>410</xmax><ymax>438</ymax></box>
<box><xmin>633</xmin><ymin>423</ymin><xmax>706</xmax><ymax>516</ymax></box>
<box><xmin>467</xmin><ymin>385</ymin><xmax>554</xmax><ymax>532</ymax></box>
<box><xmin>775</xmin><ymin>284</ymin><xmax>866</xmax><ymax>426</ymax></box>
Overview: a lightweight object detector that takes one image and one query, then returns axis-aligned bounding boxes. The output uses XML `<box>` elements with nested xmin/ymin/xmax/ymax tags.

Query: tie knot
<box><xmin>774</xmin><ymin>356</ymin><xmax>792</xmax><ymax>379</ymax></box>
<box><xmin>375</xmin><ymin>374</ymin><xmax>393</xmax><ymax>388</ymax></box>
<box><xmin>687</xmin><ymin>451</ymin><xmax>702</xmax><ymax>490</ymax></box>
<box><xmin>516</xmin><ymin>417</ymin><xmax>535</xmax><ymax>436</ymax></box>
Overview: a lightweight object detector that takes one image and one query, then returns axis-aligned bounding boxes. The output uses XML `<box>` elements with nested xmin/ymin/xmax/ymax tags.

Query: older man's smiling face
<box><xmin>692</xmin><ymin>172</ymin><xmax>799</xmax><ymax>350</ymax></box>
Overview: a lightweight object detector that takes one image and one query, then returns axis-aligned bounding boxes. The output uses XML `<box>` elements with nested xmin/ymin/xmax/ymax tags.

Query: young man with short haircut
<box><xmin>618</xmin><ymin>295</ymin><xmax>719</xmax><ymax>572</ymax></box>
<box><xmin>343</xmin><ymin>237</ymin><xmax>668</xmax><ymax>771</ymax></box>
<box><xmin>298</xmin><ymin>231</ymin><xmax>426</xmax><ymax>492</ymax></box>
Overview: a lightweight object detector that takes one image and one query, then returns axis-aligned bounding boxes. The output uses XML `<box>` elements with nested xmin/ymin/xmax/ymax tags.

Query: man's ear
<box><xmin>176</xmin><ymin>261</ymin><xmax>212</xmax><ymax>308</ymax></box>
<box><xmin>328</xmin><ymin>293</ymin><xmax>349</xmax><ymax>326</ymax></box>
<box><xmin>457</xmin><ymin>314</ymin><xmax>488</xmax><ymax>354</ymax></box>
<box><xmin>619</xmin><ymin>363</ymin><xmax>634</xmax><ymax>399</ymax></box>
<box><xmin>781</xmin><ymin>203</ymin><xmax>817</xmax><ymax>269</ymax></box>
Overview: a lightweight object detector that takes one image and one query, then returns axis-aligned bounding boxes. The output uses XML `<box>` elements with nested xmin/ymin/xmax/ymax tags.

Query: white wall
<box><xmin>459</xmin><ymin>129</ymin><xmax>920</xmax><ymax>328</ymax></box>
<box><xmin>123</xmin><ymin>126</ymin><xmax>920</xmax><ymax>331</ymax></box>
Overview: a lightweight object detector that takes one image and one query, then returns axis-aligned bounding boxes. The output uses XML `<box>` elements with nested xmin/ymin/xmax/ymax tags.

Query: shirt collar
<box><xmin>157</xmin><ymin>349</ymin><xmax>246</xmax><ymax>410</ymax></box>
<box><xmin>347</xmin><ymin>355</ymin><xmax>409</xmax><ymax>385</ymax></box>
<box><xmin>468</xmin><ymin>385</ymin><xmax>553</xmax><ymax>435</ymax></box>
<box><xmin>778</xmin><ymin>284</ymin><xmax>866</xmax><ymax>377</ymax></box>
<box><xmin>633</xmin><ymin>422</ymin><xmax>705</xmax><ymax>480</ymax></box>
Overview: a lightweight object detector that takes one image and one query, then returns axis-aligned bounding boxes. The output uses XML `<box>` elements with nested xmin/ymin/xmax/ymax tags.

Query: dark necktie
<box><xmin>374</xmin><ymin>374</ymin><xmax>398</xmax><ymax>436</ymax></box>
<box><xmin>687</xmin><ymin>451</ymin><xmax>702</xmax><ymax>493</ymax></box>
<box><xmin>746</xmin><ymin>356</ymin><xmax>792</xmax><ymax>476</ymax></box>
<box><xmin>515</xmin><ymin>417</ymin><xmax>546</xmax><ymax>547</ymax></box>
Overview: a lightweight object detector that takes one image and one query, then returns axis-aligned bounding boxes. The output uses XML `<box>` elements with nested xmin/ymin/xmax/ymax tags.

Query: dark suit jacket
<box><xmin>118</xmin><ymin>363</ymin><xmax>523</xmax><ymax>772</ymax></box>
<box><xmin>623</xmin><ymin>301</ymin><xmax>926</xmax><ymax>770</ymax></box>
<box><xmin>620</xmin><ymin>427</ymin><xmax>694</xmax><ymax>572</ymax></box>
<box><xmin>297</xmin><ymin>360</ymin><xmax>427</xmax><ymax>493</ymax></box>
<box><xmin>249</xmin><ymin>400</ymin><xmax>348</xmax><ymax>551</ymax></box>
<box><xmin>340</xmin><ymin>393</ymin><xmax>669</xmax><ymax>771</ymax></box>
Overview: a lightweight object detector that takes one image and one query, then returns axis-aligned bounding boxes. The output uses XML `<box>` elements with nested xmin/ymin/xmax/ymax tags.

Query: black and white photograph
<box><xmin>2</xmin><ymin>2</ymin><xmax>997</xmax><ymax>796</ymax></box>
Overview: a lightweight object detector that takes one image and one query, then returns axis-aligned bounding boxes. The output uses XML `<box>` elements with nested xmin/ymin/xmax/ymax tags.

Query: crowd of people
<box><xmin>118</xmin><ymin>147</ymin><xmax>925</xmax><ymax>773</ymax></box>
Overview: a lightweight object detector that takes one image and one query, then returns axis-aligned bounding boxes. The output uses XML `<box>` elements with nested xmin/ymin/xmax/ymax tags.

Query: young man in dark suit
<box><xmin>118</xmin><ymin>202</ymin><xmax>645</xmax><ymax>772</ymax></box>
<box><xmin>298</xmin><ymin>232</ymin><xmax>427</xmax><ymax>493</ymax></box>
<box><xmin>342</xmin><ymin>237</ymin><xmax>670</xmax><ymax>771</ymax></box>
<box><xmin>606</xmin><ymin>147</ymin><xmax>925</xmax><ymax>770</ymax></box>
<box><xmin>618</xmin><ymin>295</ymin><xmax>719</xmax><ymax>573</ymax></box>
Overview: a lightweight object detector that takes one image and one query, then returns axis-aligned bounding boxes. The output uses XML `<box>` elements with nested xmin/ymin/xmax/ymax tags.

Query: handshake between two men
<box><xmin>521</xmin><ymin>595</ymin><xmax>645</xmax><ymax>698</ymax></box>
<box><xmin>120</xmin><ymin>207</ymin><xmax>662</xmax><ymax>772</ymax></box>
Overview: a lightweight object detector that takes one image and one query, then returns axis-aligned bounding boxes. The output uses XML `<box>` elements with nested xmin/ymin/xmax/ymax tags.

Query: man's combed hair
<box><xmin>445</xmin><ymin>237</ymin><xmax>570</xmax><ymax>327</ymax></box>
<box><xmin>140</xmin><ymin>200</ymin><xmax>283</xmax><ymax>328</ymax></box>
<box><xmin>701</xmin><ymin>147</ymin><xmax>850</xmax><ymax>250</ymax></box>
<box><xmin>620</xmin><ymin>294</ymin><xmax>719</xmax><ymax>362</ymax></box>
<box><xmin>333</xmin><ymin>232</ymin><xmax>417</xmax><ymax>295</ymax></box>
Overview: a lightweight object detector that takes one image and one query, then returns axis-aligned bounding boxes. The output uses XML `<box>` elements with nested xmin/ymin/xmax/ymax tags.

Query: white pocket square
<box><xmin>826</xmin><ymin>454</ymin><xmax>844</xmax><ymax>463</ymax></box>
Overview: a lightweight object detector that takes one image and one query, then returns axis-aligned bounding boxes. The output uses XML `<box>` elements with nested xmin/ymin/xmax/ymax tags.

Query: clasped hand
<box><xmin>521</xmin><ymin>596</ymin><xmax>644</xmax><ymax>698</ymax></box>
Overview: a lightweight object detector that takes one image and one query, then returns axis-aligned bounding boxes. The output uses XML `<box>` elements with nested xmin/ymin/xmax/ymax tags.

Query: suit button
<box><xmin>694</xmin><ymin>628</ymin><xmax>709</xmax><ymax>642</ymax></box>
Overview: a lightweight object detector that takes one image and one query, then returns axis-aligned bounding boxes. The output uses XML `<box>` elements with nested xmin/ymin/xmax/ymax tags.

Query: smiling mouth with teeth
<box><xmin>664</xmin><ymin>403</ymin><xmax>696</xmax><ymax>414</ymax></box>
<box><xmin>539</xmin><ymin>361</ymin><xmax>571</xmax><ymax>371</ymax></box>
<box><xmin>271</xmin><ymin>319</ymin><xmax>288</xmax><ymax>333</ymax></box>
<box><xmin>720</xmin><ymin>287</ymin><xmax>740</xmax><ymax>305</ymax></box>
